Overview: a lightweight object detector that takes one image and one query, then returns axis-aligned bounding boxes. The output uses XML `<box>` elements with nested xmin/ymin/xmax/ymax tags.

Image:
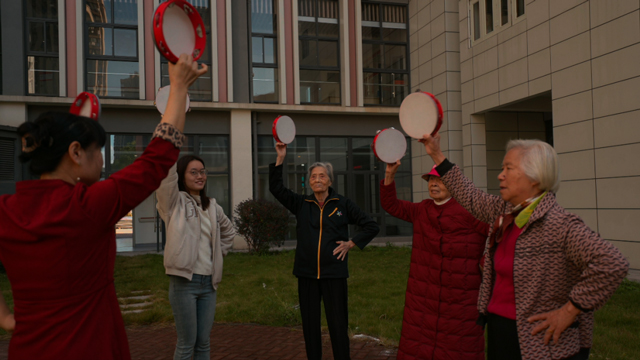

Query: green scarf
<box><xmin>514</xmin><ymin>191</ymin><xmax>548</xmax><ymax>228</ymax></box>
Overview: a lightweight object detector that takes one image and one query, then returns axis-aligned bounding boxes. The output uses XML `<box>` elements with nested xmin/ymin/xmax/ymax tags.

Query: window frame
<box><xmin>361</xmin><ymin>1</ymin><xmax>411</xmax><ymax>107</ymax></box>
<box><xmin>469</xmin><ymin>0</ymin><xmax>525</xmax><ymax>45</ymax></box>
<box><xmin>249</xmin><ymin>0</ymin><xmax>279</xmax><ymax>104</ymax></box>
<box><xmin>298</xmin><ymin>0</ymin><xmax>341</xmax><ymax>105</ymax></box>
<box><xmin>84</xmin><ymin>0</ymin><xmax>140</xmax><ymax>99</ymax></box>
<box><xmin>25</xmin><ymin>0</ymin><xmax>60</xmax><ymax>97</ymax></box>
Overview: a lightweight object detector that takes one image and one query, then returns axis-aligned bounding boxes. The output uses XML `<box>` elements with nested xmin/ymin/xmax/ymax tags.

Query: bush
<box><xmin>234</xmin><ymin>199</ymin><xmax>290</xmax><ymax>254</ymax></box>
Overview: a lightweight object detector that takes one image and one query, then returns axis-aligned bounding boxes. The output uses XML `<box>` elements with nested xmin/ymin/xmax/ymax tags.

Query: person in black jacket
<box><xmin>269</xmin><ymin>142</ymin><xmax>380</xmax><ymax>360</ymax></box>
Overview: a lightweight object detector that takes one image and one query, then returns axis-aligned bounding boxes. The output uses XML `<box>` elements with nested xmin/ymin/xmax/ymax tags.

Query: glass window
<box><xmin>85</xmin><ymin>0</ymin><xmax>139</xmax><ymax>99</ymax></box>
<box><xmin>486</xmin><ymin>0</ymin><xmax>494</xmax><ymax>34</ymax></box>
<box><xmin>299</xmin><ymin>70</ymin><xmax>341</xmax><ymax>104</ymax></box>
<box><xmin>473</xmin><ymin>2</ymin><xmax>481</xmax><ymax>40</ymax></box>
<box><xmin>298</xmin><ymin>0</ymin><xmax>341</xmax><ymax>105</ymax></box>
<box><xmin>501</xmin><ymin>0</ymin><xmax>509</xmax><ymax>25</ymax></box>
<box><xmin>26</xmin><ymin>0</ymin><xmax>59</xmax><ymax>96</ymax></box>
<box><xmin>253</xmin><ymin>67</ymin><xmax>278</xmax><ymax>102</ymax></box>
<box><xmin>160</xmin><ymin>0</ymin><xmax>212</xmax><ymax>101</ymax></box>
<box><xmin>319</xmin><ymin>138</ymin><xmax>348</xmax><ymax>171</ymax></box>
<box><xmin>251</xmin><ymin>0</ymin><xmax>278</xmax><ymax>103</ymax></box>
<box><xmin>361</xmin><ymin>2</ymin><xmax>408</xmax><ymax>107</ymax></box>
<box><xmin>516</xmin><ymin>0</ymin><xmax>524</xmax><ymax>17</ymax></box>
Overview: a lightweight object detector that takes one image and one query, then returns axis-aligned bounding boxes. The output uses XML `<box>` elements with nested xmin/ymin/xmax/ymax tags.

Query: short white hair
<box><xmin>308</xmin><ymin>162</ymin><xmax>334</xmax><ymax>184</ymax></box>
<box><xmin>506</xmin><ymin>139</ymin><xmax>560</xmax><ymax>193</ymax></box>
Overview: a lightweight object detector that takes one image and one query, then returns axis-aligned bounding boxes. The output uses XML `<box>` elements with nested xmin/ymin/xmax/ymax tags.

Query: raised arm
<box><xmin>421</xmin><ymin>134</ymin><xmax>506</xmax><ymax>224</ymax></box>
<box><xmin>81</xmin><ymin>55</ymin><xmax>207</xmax><ymax>226</ymax></box>
<box><xmin>269</xmin><ymin>142</ymin><xmax>304</xmax><ymax>214</ymax></box>
<box><xmin>380</xmin><ymin>161</ymin><xmax>421</xmax><ymax>223</ymax></box>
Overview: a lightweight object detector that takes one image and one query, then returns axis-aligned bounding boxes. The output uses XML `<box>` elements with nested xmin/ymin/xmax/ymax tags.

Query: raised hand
<box><xmin>384</xmin><ymin>161</ymin><xmax>401</xmax><ymax>185</ymax></box>
<box><xmin>275</xmin><ymin>142</ymin><xmax>287</xmax><ymax>166</ymax></box>
<box><xmin>418</xmin><ymin>133</ymin><xmax>446</xmax><ymax>165</ymax></box>
<box><xmin>168</xmin><ymin>54</ymin><xmax>209</xmax><ymax>90</ymax></box>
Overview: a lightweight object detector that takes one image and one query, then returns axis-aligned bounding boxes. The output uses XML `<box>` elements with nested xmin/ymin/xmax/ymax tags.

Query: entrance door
<box><xmin>133</xmin><ymin>193</ymin><xmax>160</xmax><ymax>247</ymax></box>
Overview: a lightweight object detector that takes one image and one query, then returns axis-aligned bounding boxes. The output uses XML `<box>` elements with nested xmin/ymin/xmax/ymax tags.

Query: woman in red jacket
<box><xmin>0</xmin><ymin>54</ymin><xmax>207</xmax><ymax>360</ymax></box>
<box><xmin>380</xmin><ymin>161</ymin><xmax>489</xmax><ymax>360</ymax></box>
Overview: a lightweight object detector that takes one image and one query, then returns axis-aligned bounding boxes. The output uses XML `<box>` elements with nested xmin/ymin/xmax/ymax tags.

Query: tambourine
<box><xmin>153</xmin><ymin>0</ymin><xmax>207</xmax><ymax>63</ymax></box>
<box><xmin>399</xmin><ymin>92</ymin><xmax>443</xmax><ymax>139</ymax></box>
<box><xmin>154</xmin><ymin>85</ymin><xmax>190</xmax><ymax>115</ymax></box>
<box><xmin>371</xmin><ymin>128</ymin><xmax>407</xmax><ymax>164</ymax></box>
<box><xmin>69</xmin><ymin>92</ymin><xmax>101</xmax><ymax>121</ymax></box>
<box><xmin>272</xmin><ymin>115</ymin><xmax>296</xmax><ymax>144</ymax></box>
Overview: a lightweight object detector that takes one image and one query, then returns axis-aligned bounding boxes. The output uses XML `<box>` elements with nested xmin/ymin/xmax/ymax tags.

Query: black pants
<box><xmin>298</xmin><ymin>277</ymin><xmax>350</xmax><ymax>360</ymax></box>
<box><xmin>487</xmin><ymin>313</ymin><xmax>590</xmax><ymax>360</ymax></box>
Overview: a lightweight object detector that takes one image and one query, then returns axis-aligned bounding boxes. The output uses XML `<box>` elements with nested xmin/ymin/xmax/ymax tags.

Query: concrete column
<box><xmin>0</xmin><ymin>103</ymin><xmax>28</xmax><ymax>128</ymax></box>
<box><xmin>229</xmin><ymin>109</ymin><xmax>252</xmax><ymax>249</ymax></box>
<box><xmin>0</xmin><ymin>0</ymin><xmax>26</xmax><ymax>95</ymax></box>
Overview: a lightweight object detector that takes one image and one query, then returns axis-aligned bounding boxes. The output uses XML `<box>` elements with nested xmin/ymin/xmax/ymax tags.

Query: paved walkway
<box><xmin>0</xmin><ymin>323</ymin><xmax>397</xmax><ymax>360</ymax></box>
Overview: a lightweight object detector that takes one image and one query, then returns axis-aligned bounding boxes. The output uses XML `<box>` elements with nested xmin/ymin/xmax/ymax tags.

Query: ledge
<box><xmin>0</xmin><ymin>95</ymin><xmax>400</xmax><ymax>116</ymax></box>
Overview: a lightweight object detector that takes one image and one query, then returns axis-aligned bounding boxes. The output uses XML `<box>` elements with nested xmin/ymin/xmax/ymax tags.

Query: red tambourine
<box><xmin>399</xmin><ymin>92</ymin><xmax>443</xmax><ymax>139</ymax></box>
<box><xmin>272</xmin><ymin>115</ymin><xmax>296</xmax><ymax>144</ymax></box>
<box><xmin>69</xmin><ymin>92</ymin><xmax>101</xmax><ymax>121</ymax></box>
<box><xmin>371</xmin><ymin>128</ymin><xmax>407</xmax><ymax>164</ymax></box>
<box><xmin>153</xmin><ymin>0</ymin><xmax>207</xmax><ymax>63</ymax></box>
<box><xmin>155</xmin><ymin>85</ymin><xmax>190</xmax><ymax>115</ymax></box>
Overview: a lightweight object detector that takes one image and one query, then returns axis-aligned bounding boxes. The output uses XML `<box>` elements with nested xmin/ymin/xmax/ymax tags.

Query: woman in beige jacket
<box><xmin>156</xmin><ymin>154</ymin><xmax>236</xmax><ymax>360</ymax></box>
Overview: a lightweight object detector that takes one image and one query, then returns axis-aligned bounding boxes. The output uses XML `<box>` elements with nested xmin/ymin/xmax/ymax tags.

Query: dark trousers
<box><xmin>487</xmin><ymin>313</ymin><xmax>590</xmax><ymax>360</ymax></box>
<box><xmin>298</xmin><ymin>277</ymin><xmax>350</xmax><ymax>360</ymax></box>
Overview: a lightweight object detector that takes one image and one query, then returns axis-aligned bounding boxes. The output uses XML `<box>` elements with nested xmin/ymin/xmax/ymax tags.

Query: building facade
<box><xmin>1</xmin><ymin>0</ymin><xmax>639</xmax><ymax>270</ymax></box>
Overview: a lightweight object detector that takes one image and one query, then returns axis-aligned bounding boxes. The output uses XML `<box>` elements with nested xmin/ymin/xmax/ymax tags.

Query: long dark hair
<box><xmin>17</xmin><ymin>112</ymin><xmax>106</xmax><ymax>176</ymax></box>
<box><xmin>177</xmin><ymin>155</ymin><xmax>211</xmax><ymax>211</ymax></box>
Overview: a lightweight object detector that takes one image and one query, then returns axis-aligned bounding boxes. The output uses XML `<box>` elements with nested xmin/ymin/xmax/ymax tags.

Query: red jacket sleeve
<box><xmin>380</xmin><ymin>180</ymin><xmax>420</xmax><ymax>223</ymax></box>
<box><xmin>78</xmin><ymin>137</ymin><xmax>180</xmax><ymax>228</ymax></box>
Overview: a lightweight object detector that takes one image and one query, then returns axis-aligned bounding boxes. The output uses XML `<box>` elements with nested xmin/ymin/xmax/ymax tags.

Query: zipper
<box><xmin>328</xmin><ymin>208</ymin><xmax>338</xmax><ymax>217</ymax></box>
<box><xmin>305</xmin><ymin>198</ymin><xmax>339</xmax><ymax>279</ymax></box>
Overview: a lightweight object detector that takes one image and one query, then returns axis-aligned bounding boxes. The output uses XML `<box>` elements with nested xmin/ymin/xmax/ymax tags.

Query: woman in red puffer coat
<box><xmin>380</xmin><ymin>161</ymin><xmax>489</xmax><ymax>360</ymax></box>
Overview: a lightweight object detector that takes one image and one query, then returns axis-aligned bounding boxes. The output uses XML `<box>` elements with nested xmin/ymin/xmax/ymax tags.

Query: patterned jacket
<box><xmin>438</xmin><ymin>163</ymin><xmax>629</xmax><ymax>360</ymax></box>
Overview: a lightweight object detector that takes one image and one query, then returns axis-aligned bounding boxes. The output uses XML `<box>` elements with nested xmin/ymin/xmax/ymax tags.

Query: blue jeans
<box><xmin>169</xmin><ymin>274</ymin><xmax>217</xmax><ymax>360</ymax></box>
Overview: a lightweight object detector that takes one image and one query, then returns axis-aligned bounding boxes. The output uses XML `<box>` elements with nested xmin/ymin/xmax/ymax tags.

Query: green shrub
<box><xmin>233</xmin><ymin>199</ymin><xmax>290</xmax><ymax>254</ymax></box>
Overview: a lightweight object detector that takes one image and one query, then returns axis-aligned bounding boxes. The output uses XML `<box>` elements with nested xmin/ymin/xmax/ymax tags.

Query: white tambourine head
<box><xmin>399</xmin><ymin>92</ymin><xmax>440</xmax><ymax>139</ymax></box>
<box><xmin>163</xmin><ymin>4</ymin><xmax>196</xmax><ymax>61</ymax></box>
<box><xmin>375</xmin><ymin>129</ymin><xmax>407</xmax><ymax>163</ymax></box>
<box><xmin>155</xmin><ymin>85</ymin><xmax>190</xmax><ymax>115</ymax></box>
<box><xmin>275</xmin><ymin>116</ymin><xmax>296</xmax><ymax>144</ymax></box>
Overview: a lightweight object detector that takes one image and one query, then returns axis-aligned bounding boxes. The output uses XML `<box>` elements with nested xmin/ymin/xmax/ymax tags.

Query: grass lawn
<box><xmin>0</xmin><ymin>246</ymin><xmax>638</xmax><ymax>359</ymax></box>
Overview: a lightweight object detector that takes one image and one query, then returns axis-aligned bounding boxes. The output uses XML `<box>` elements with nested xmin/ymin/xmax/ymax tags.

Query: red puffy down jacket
<box><xmin>380</xmin><ymin>180</ymin><xmax>489</xmax><ymax>360</ymax></box>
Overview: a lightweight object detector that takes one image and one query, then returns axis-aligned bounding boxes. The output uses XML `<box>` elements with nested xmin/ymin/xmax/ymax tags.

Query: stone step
<box><xmin>119</xmin><ymin>295</ymin><xmax>153</xmax><ymax>301</ymax></box>
<box><xmin>120</xmin><ymin>302</ymin><xmax>154</xmax><ymax>309</ymax></box>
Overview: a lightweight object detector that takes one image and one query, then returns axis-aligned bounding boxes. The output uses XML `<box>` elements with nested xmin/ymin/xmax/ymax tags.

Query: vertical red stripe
<box><xmin>144</xmin><ymin>0</ymin><xmax>155</xmax><ymax>100</ymax></box>
<box><xmin>349</xmin><ymin>0</ymin><xmax>357</xmax><ymax>107</ymax></box>
<box><xmin>66</xmin><ymin>0</ymin><xmax>77</xmax><ymax>97</ymax></box>
<box><xmin>217</xmin><ymin>0</ymin><xmax>227</xmax><ymax>102</ymax></box>
<box><xmin>284</xmin><ymin>1</ymin><xmax>294</xmax><ymax>104</ymax></box>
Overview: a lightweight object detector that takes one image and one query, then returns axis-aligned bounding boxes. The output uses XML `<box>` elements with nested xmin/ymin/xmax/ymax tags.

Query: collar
<box><xmin>513</xmin><ymin>191</ymin><xmax>548</xmax><ymax>228</ymax></box>
<box><xmin>433</xmin><ymin>197</ymin><xmax>452</xmax><ymax>206</ymax></box>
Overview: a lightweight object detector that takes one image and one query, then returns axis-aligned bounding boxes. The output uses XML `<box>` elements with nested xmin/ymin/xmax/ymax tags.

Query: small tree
<box><xmin>234</xmin><ymin>199</ymin><xmax>290</xmax><ymax>254</ymax></box>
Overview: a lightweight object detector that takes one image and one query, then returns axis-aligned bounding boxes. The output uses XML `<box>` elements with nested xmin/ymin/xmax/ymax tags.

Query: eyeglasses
<box><xmin>189</xmin><ymin>169</ymin><xmax>208</xmax><ymax>177</ymax></box>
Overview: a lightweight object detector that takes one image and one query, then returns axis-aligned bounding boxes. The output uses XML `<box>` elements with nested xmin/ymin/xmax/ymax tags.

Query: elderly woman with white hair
<box><xmin>269</xmin><ymin>142</ymin><xmax>379</xmax><ymax>360</ymax></box>
<box><xmin>419</xmin><ymin>135</ymin><xmax>628</xmax><ymax>360</ymax></box>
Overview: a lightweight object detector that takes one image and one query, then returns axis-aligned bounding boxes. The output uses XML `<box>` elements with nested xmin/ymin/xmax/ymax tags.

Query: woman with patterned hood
<box><xmin>381</xmin><ymin>161</ymin><xmax>489</xmax><ymax>359</ymax></box>
<box><xmin>419</xmin><ymin>134</ymin><xmax>629</xmax><ymax>360</ymax></box>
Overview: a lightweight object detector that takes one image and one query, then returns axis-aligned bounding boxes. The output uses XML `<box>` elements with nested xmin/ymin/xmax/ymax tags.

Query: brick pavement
<box><xmin>0</xmin><ymin>323</ymin><xmax>397</xmax><ymax>360</ymax></box>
